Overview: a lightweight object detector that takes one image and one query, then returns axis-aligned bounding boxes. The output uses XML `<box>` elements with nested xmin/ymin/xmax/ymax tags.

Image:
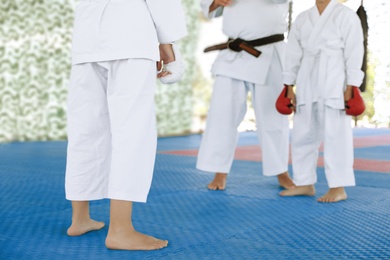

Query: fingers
<box><xmin>285</xmin><ymin>85</ymin><xmax>296</xmax><ymax>112</ymax></box>
<box><xmin>215</xmin><ymin>0</ymin><xmax>232</xmax><ymax>7</ymax></box>
<box><xmin>157</xmin><ymin>71</ymin><xmax>171</xmax><ymax>78</ymax></box>
<box><xmin>156</xmin><ymin>60</ymin><xmax>164</xmax><ymax>73</ymax></box>
<box><xmin>159</xmin><ymin>44</ymin><xmax>185</xmax><ymax>84</ymax></box>
<box><xmin>288</xmin><ymin>102</ymin><xmax>296</xmax><ymax>113</ymax></box>
<box><xmin>157</xmin><ymin>60</ymin><xmax>172</xmax><ymax>78</ymax></box>
<box><xmin>344</xmin><ymin>101</ymin><xmax>349</xmax><ymax>110</ymax></box>
<box><xmin>291</xmin><ymin>95</ymin><xmax>297</xmax><ymax>112</ymax></box>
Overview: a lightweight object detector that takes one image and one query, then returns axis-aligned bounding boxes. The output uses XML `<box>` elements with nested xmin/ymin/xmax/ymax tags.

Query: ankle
<box><xmin>329</xmin><ymin>187</ymin><xmax>345</xmax><ymax>192</ymax></box>
<box><xmin>71</xmin><ymin>216</ymin><xmax>92</xmax><ymax>225</ymax></box>
<box><xmin>277</xmin><ymin>172</ymin><xmax>289</xmax><ymax>178</ymax></box>
<box><xmin>108</xmin><ymin>223</ymin><xmax>135</xmax><ymax>233</ymax></box>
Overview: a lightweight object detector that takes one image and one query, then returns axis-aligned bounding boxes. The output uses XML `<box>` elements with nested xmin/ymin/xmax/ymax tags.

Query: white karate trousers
<box><xmin>65</xmin><ymin>59</ymin><xmax>157</xmax><ymax>203</ymax></box>
<box><xmin>196</xmin><ymin>56</ymin><xmax>289</xmax><ymax>176</ymax></box>
<box><xmin>291</xmin><ymin>103</ymin><xmax>355</xmax><ymax>188</ymax></box>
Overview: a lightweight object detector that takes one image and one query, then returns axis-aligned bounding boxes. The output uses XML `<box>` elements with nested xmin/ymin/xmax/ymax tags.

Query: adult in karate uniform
<box><xmin>65</xmin><ymin>0</ymin><xmax>186</xmax><ymax>250</ymax></box>
<box><xmin>279</xmin><ymin>0</ymin><xmax>364</xmax><ymax>202</ymax></box>
<box><xmin>197</xmin><ymin>0</ymin><xmax>293</xmax><ymax>190</ymax></box>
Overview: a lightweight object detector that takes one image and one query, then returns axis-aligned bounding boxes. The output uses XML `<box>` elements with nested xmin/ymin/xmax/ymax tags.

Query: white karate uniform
<box><xmin>65</xmin><ymin>0</ymin><xmax>187</xmax><ymax>202</ymax></box>
<box><xmin>283</xmin><ymin>0</ymin><xmax>364</xmax><ymax>187</ymax></box>
<box><xmin>71</xmin><ymin>0</ymin><xmax>186</xmax><ymax>64</ymax></box>
<box><xmin>197</xmin><ymin>0</ymin><xmax>290</xmax><ymax>176</ymax></box>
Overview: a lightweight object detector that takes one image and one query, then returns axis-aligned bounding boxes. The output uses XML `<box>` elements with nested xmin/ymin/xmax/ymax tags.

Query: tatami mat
<box><xmin>0</xmin><ymin>128</ymin><xmax>389</xmax><ymax>259</ymax></box>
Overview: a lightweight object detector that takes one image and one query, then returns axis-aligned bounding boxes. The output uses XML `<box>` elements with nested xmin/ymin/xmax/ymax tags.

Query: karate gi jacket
<box><xmin>201</xmin><ymin>0</ymin><xmax>290</xmax><ymax>85</ymax></box>
<box><xmin>71</xmin><ymin>0</ymin><xmax>187</xmax><ymax>65</ymax></box>
<box><xmin>283</xmin><ymin>0</ymin><xmax>364</xmax><ymax>110</ymax></box>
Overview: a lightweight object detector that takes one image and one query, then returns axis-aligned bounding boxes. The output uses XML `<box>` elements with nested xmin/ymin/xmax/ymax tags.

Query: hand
<box><xmin>286</xmin><ymin>85</ymin><xmax>296</xmax><ymax>113</ymax></box>
<box><xmin>157</xmin><ymin>44</ymin><xmax>175</xmax><ymax>79</ymax></box>
<box><xmin>213</xmin><ymin>0</ymin><xmax>232</xmax><ymax>6</ymax></box>
<box><xmin>344</xmin><ymin>85</ymin><xmax>354</xmax><ymax>102</ymax></box>
<box><xmin>210</xmin><ymin>0</ymin><xmax>232</xmax><ymax>12</ymax></box>
<box><xmin>157</xmin><ymin>43</ymin><xmax>185</xmax><ymax>84</ymax></box>
<box><xmin>345</xmin><ymin>86</ymin><xmax>365</xmax><ymax>116</ymax></box>
<box><xmin>159</xmin><ymin>44</ymin><xmax>175</xmax><ymax>64</ymax></box>
<box><xmin>156</xmin><ymin>60</ymin><xmax>170</xmax><ymax>79</ymax></box>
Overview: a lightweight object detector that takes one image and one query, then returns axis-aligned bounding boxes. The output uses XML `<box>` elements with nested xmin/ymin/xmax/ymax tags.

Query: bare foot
<box><xmin>67</xmin><ymin>219</ymin><xmax>105</xmax><ymax>236</ymax></box>
<box><xmin>279</xmin><ymin>185</ymin><xmax>316</xmax><ymax>197</ymax></box>
<box><xmin>207</xmin><ymin>173</ymin><xmax>227</xmax><ymax>190</ymax></box>
<box><xmin>277</xmin><ymin>172</ymin><xmax>296</xmax><ymax>189</ymax></box>
<box><xmin>106</xmin><ymin>229</ymin><xmax>168</xmax><ymax>251</ymax></box>
<box><xmin>318</xmin><ymin>187</ymin><xmax>347</xmax><ymax>203</ymax></box>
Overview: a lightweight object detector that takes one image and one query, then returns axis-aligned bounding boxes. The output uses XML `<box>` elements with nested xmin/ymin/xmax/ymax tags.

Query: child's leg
<box><xmin>105</xmin><ymin>200</ymin><xmax>168</xmax><ymax>250</ymax></box>
<box><xmin>66</xmin><ymin>63</ymin><xmax>111</xmax><ymax>201</ymax></box>
<box><xmin>280</xmin><ymin>104</ymin><xmax>321</xmax><ymax>196</ymax></box>
<box><xmin>196</xmin><ymin>76</ymin><xmax>248</xmax><ymax>190</ymax></box>
<box><xmin>66</xmin><ymin>63</ymin><xmax>111</xmax><ymax>235</ymax></box>
<box><xmin>318</xmin><ymin>106</ymin><xmax>354</xmax><ymax>203</ymax></box>
<box><xmin>251</xmin><ymin>83</ymin><xmax>292</xmax><ymax>188</ymax></box>
<box><xmin>250</xmin><ymin>51</ymin><xmax>291</xmax><ymax>188</ymax></box>
<box><xmin>101</xmin><ymin>59</ymin><xmax>167</xmax><ymax>249</ymax></box>
<box><xmin>67</xmin><ymin>201</ymin><xmax>105</xmax><ymax>236</ymax></box>
<box><xmin>105</xmin><ymin>59</ymin><xmax>158</xmax><ymax>202</ymax></box>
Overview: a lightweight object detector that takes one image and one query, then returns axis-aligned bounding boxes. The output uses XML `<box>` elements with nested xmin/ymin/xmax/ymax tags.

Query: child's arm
<box><xmin>146</xmin><ymin>0</ymin><xmax>187</xmax><ymax>84</ymax></box>
<box><xmin>145</xmin><ymin>0</ymin><xmax>187</xmax><ymax>44</ymax></box>
<box><xmin>283</xmin><ymin>15</ymin><xmax>303</xmax><ymax>88</ymax></box>
<box><xmin>157</xmin><ymin>44</ymin><xmax>185</xmax><ymax>84</ymax></box>
<box><xmin>340</xmin><ymin>11</ymin><xmax>365</xmax><ymax>114</ymax></box>
<box><xmin>344</xmin><ymin>85</ymin><xmax>353</xmax><ymax>101</ymax></box>
<box><xmin>200</xmin><ymin>0</ymin><xmax>228</xmax><ymax>19</ymax></box>
<box><xmin>209</xmin><ymin>0</ymin><xmax>232</xmax><ymax>12</ymax></box>
<box><xmin>342</xmin><ymin>11</ymin><xmax>365</xmax><ymax>90</ymax></box>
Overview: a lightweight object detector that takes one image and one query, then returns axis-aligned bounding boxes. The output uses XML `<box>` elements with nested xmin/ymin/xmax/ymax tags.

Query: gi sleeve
<box><xmin>271</xmin><ymin>0</ymin><xmax>290</xmax><ymax>4</ymax></box>
<box><xmin>200</xmin><ymin>0</ymin><xmax>223</xmax><ymax>19</ymax></box>
<box><xmin>341</xmin><ymin>11</ymin><xmax>365</xmax><ymax>87</ymax></box>
<box><xmin>283</xmin><ymin>16</ymin><xmax>303</xmax><ymax>86</ymax></box>
<box><xmin>145</xmin><ymin>0</ymin><xmax>187</xmax><ymax>44</ymax></box>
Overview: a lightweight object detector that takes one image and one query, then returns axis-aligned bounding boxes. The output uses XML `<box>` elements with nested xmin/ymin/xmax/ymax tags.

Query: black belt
<box><xmin>204</xmin><ymin>34</ymin><xmax>285</xmax><ymax>58</ymax></box>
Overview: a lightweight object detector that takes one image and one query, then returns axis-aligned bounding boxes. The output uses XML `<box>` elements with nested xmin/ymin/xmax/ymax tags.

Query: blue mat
<box><xmin>354</xmin><ymin>146</ymin><xmax>390</xmax><ymax>161</ymax></box>
<box><xmin>0</xmin><ymin>129</ymin><xmax>390</xmax><ymax>259</ymax></box>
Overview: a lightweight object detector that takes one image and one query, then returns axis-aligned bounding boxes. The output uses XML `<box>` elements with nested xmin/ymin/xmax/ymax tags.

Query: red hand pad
<box><xmin>276</xmin><ymin>85</ymin><xmax>293</xmax><ymax>115</ymax></box>
<box><xmin>346</xmin><ymin>87</ymin><xmax>365</xmax><ymax>116</ymax></box>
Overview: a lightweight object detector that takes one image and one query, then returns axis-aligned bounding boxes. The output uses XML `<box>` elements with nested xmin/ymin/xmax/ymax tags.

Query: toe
<box><xmin>208</xmin><ymin>185</ymin><xmax>216</xmax><ymax>190</ymax></box>
<box><xmin>279</xmin><ymin>190</ymin><xmax>287</xmax><ymax>196</ymax></box>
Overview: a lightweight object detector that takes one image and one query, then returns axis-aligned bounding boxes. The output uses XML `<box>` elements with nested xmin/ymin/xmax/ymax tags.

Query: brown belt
<box><xmin>204</xmin><ymin>34</ymin><xmax>285</xmax><ymax>58</ymax></box>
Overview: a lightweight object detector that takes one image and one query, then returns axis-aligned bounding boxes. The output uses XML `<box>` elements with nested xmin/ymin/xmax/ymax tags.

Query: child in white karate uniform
<box><xmin>280</xmin><ymin>0</ymin><xmax>364</xmax><ymax>203</ymax></box>
<box><xmin>65</xmin><ymin>0</ymin><xmax>187</xmax><ymax>250</ymax></box>
<box><xmin>197</xmin><ymin>0</ymin><xmax>294</xmax><ymax>191</ymax></box>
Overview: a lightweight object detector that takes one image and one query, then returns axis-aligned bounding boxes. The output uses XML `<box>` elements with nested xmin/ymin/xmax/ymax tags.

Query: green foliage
<box><xmin>0</xmin><ymin>0</ymin><xmax>73</xmax><ymax>142</ymax></box>
<box><xmin>0</xmin><ymin>0</ymin><xmax>199</xmax><ymax>142</ymax></box>
<box><xmin>155</xmin><ymin>0</ymin><xmax>200</xmax><ymax>136</ymax></box>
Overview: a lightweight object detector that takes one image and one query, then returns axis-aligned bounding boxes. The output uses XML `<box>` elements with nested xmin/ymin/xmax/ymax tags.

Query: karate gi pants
<box><xmin>196</xmin><ymin>57</ymin><xmax>289</xmax><ymax>176</ymax></box>
<box><xmin>291</xmin><ymin>103</ymin><xmax>355</xmax><ymax>188</ymax></box>
<box><xmin>65</xmin><ymin>59</ymin><xmax>157</xmax><ymax>203</ymax></box>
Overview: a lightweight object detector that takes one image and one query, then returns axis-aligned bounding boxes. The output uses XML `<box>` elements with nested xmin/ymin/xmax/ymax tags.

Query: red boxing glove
<box><xmin>345</xmin><ymin>87</ymin><xmax>365</xmax><ymax>116</ymax></box>
<box><xmin>276</xmin><ymin>85</ymin><xmax>293</xmax><ymax>115</ymax></box>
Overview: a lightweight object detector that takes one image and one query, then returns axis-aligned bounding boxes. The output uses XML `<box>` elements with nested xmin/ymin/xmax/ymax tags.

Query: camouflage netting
<box><xmin>0</xmin><ymin>0</ymin><xmax>199</xmax><ymax>142</ymax></box>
